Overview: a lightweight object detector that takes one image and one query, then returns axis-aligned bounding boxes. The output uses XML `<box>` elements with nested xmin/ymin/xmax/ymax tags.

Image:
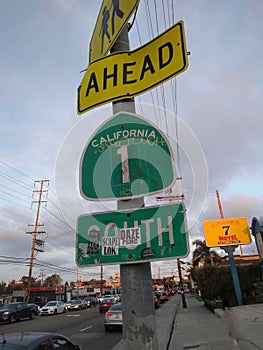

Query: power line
<box><xmin>0</xmin><ymin>172</ymin><xmax>32</xmax><ymax>191</ymax></box>
<box><xmin>0</xmin><ymin>160</ymin><xmax>34</xmax><ymax>182</ymax></box>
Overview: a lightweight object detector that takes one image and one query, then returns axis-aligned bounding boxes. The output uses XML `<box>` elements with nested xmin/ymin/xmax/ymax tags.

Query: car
<box><xmin>153</xmin><ymin>295</ymin><xmax>160</xmax><ymax>309</ymax></box>
<box><xmin>83</xmin><ymin>296</ymin><xmax>96</xmax><ymax>308</ymax></box>
<box><xmin>28</xmin><ymin>303</ymin><xmax>40</xmax><ymax>315</ymax></box>
<box><xmin>161</xmin><ymin>291</ymin><xmax>169</xmax><ymax>302</ymax></box>
<box><xmin>97</xmin><ymin>294</ymin><xmax>112</xmax><ymax>303</ymax></box>
<box><xmin>104</xmin><ymin>303</ymin><xmax>122</xmax><ymax>331</ymax></box>
<box><xmin>0</xmin><ymin>332</ymin><xmax>81</xmax><ymax>349</ymax></box>
<box><xmin>97</xmin><ymin>295</ymin><xmax>105</xmax><ymax>304</ymax></box>
<box><xmin>0</xmin><ymin>302</ymin><xmax>36</xmax><ymax>323</ymax></box>
<box><xmin>153</xmin><ymin>290</ymin><xmax>168</xmax><ymax>303</ymax></box>
<box><xmin>99</xmin><ymin>297</ymin><xmax>116</xmax><ymax>313</ymax></box>
<box><xmin>115</xmin><ymin>294</ymin><xmax>121</xmax><ymax>302</ymax></box>
<box><xmin>39</xmin><ymin>301</ymin><xmax>67</xmax><ymax>316</ymax></box>
<box><xmin>66</xmin><ymin>299</ymin><xmax>87</xmax><ymax>311</ymax></box>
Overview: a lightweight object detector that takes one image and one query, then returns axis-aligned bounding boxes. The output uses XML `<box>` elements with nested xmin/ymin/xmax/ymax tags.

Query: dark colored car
<box><xmin>153</xmin><ymin>295</ymin><xmax>160</xmax><ymax>309</ymax></box>
<box><xmin>0</xmin><ymin>302</ymin><xmax>36</xmax><ymax>323</ymax></box>
<box><xmin>28</xmin><ymin>303</ymin><xmax>40</xmax><ymax>315</ymax></box>
<box><xmin>0</xmin><ymin>332</ymin><xmax>81</xmax><ymax>349</ymax></box>
<box><xmin>153</xmin><ymin>290</ymin><xmax>168</xmax><ymax>303</ymax></box>
<box><xmin>104</xmin><ymin>303</ymin><xmax>122</xmax><ymax>331</ymax></box>
<box><xmin>83</xmin><ymin>297</ymin><xmax>96</xmax><ymax>308</ymax></box>
<box><xmin>99</xmin><ymin>297</ymin><xmax>116</xmax><ymax>313</ymax></box>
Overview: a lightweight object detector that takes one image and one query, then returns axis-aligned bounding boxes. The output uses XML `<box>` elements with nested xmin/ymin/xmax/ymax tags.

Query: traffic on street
<box><xmin>0</xmin><ymin>290</ymin><xmax>178</xmax><ymax>350</ymax></box>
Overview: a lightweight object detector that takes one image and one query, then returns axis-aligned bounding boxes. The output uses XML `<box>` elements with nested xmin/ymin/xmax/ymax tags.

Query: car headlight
<box><xmin>3</xmin><ymin>312</ymin><xmax>10</xmax><ymax>316</ymax></box>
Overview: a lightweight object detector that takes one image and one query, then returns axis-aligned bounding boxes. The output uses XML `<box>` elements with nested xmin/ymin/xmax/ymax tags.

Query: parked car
<box><xmin>39</xmin><ymin>301</ymin><xmax>66</xmax><ymax>316</ymax></box>
<box><xmin>153</xmin><ymin>290</ymin><xmax>168</xmax><ymax>303</ymax></box>
<box><xmin>104</xmin><ymin>303</ymin><xmax>122</xmax><ymax>331</ymax></box>
<box><xmin>27</xmin><ymin>303</ymin><xmax>40</xmax><ymax>315</ymax></box>
<box><xmin>153</xmin><ymin>295</ymin><xmax>160</xmax><ymax>309</ymax></box>
<box><xmin>83</xmin><ymin>296</ymin><xmax>96</xmax><ymax>308</ymax></box>
<box><xmin>99</xmin><ymin>297</ymin><xmax>116</xmax><ymax>313</ymax></box>
<box><xmin>0</xmin><ymin>332</ymin><xmax>81</xmax><ymax>349</ymax></box>
<box><xmin>0</xmin><ymin>302</ymin><xmax>36</xmax><ymax>323</ymax></box>
<box><xmin>66</xmin><ymin>299</ymin><xmax>87</xmax><ymax>311</ymax></box>
<box><xmin>115</xmin><ymin>294</ymin><xmax>121</xmax><ymax>302</ymax></box>
<box><xmin>161</xmin><ymin>291</ymin><xmax>169</xmax><ymax>302</ymax></box>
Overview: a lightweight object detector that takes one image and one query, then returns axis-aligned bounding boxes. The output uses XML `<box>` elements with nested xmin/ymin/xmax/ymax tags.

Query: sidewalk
<box><xmin>112</xmin><ymin>294</ymin><xmax>263</xmax><ymax>349</ymax></box>
<box><xmin>169</xmin><ymin>294</ymin><xmax>263</xmax><ymax>350</ymax></box>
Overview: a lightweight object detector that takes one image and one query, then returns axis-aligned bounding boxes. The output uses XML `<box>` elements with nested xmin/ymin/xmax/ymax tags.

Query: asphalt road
<box><xmin>0</xmin><ymin>305</ymin><xmax>122</xmax><ymax>350</ymax></box>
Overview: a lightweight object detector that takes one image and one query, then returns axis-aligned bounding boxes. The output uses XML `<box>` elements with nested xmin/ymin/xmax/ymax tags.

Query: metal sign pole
<box><xmin>111</xmin><ymin>25</ymin><xmax>159</xmax><ymax>349</ymax></box>
<box><xmin>221</xmin><ymin>246</ymin><xmax>242</xmax><ymax>306</ymax></box>
<box><xmin>216</xmin><ymin>190</ymin><xmax>243</xmax><ymax>306</ymax></box>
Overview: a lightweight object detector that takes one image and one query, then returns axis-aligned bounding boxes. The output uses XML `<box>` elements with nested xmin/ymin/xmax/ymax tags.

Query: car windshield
<box><xmin>109</xmin><ymin>303</ymin><xmax>122</xmax><ymax>311</ymax></box>
<box><xmin>0</xmin><ymin>304</ymin><xmax>15</xmax><ymax>310</ymax></box>
<box><xmin>103</xmin><ymin>298</ymin><xmax>114</xmax><ymax>303</ymax></box>
<box><xmin>46</xmin><ymin>302</ymin><xmax>57</xmax><ymax>307</ymax></box>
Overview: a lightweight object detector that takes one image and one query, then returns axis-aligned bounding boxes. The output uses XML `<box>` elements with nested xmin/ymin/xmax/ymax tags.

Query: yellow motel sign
<box><xmin>203</xmin><ymin>217</ymin><xmax>252</xmax><ymax>247</ymax></box>
<box><xmin>89</xmin><ymin>0</ymin><xmax>140</xmax><ymax>63</ymax></box>
<box><xmin>78</xmin><ymin>21</ymin><xmax>188</xmax><ymax>115</ymax></box>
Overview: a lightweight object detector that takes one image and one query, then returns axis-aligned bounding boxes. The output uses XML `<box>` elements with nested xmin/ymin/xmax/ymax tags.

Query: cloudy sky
<box><xmin>1</xmin><ymin>0</ymin><xmax>263</xmax><ymax>285</ymax></box>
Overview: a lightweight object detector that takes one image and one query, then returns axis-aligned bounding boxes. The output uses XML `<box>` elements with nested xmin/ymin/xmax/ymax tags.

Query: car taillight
<box><xmin>105</xmin><ymin>312</ymin><xmax>112</xmax><ymax>316</ymax></box>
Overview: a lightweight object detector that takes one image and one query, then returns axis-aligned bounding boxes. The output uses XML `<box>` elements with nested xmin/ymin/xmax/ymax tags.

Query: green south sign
<box><xmin>76</xmin><ymin>202</ymin><xmax>188</xmax><ymax>266</ymax></box>
<box><xmin>80</xmin><ymin>112</ymin><xmax>176</xmax><ymax>201</ymax></box>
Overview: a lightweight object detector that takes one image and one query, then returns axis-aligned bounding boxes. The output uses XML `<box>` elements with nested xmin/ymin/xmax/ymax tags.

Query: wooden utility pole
<box><xmin>26</xmin><ymin>180</ymin><xmax>49</xmax><ymax>303</ymax></box>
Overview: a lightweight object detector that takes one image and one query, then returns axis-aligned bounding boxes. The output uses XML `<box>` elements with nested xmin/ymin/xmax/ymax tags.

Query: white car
<box><xmin>40</xmin><ymin>301</ymin><xmax>67</xmax><ymax>316</ymax></box>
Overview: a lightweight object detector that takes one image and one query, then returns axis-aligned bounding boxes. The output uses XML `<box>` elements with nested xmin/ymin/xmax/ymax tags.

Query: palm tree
<box><xmin>192</xmin><ymin>239</ymin><xmax>221</xmax><ymax>267</ymax></box>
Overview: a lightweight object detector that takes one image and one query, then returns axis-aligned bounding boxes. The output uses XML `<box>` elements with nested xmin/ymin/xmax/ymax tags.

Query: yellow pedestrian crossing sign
<box><xmin>89</xmin><ymin>0</ymin><xmax>140</xmax><ymax>63</ymax></box>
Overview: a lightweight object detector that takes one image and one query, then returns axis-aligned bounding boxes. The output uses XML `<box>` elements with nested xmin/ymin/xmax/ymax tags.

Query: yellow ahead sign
<box><xmin>89</xmin><ymin>0</ymin><xmax>140</xmax><ymax>63</ymax></box>
<box><xmin>78</xmin><ymin>21</ymin><xmax>188</xmax><ymax>115</ymax></box>
<box><xmin>203</xmin><ymin>217</ymin><xmax>252</xmax><ymax>247</ymax></box>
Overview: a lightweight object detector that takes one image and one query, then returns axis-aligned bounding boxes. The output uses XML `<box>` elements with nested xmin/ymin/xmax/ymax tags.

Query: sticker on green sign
<box><xmin>76</xmin><ymin>202</ymin><xmax>189</xmax><ymax>266</ymax></box>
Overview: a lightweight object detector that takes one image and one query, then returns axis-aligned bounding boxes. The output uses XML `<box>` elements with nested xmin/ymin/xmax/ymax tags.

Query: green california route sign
<box><xmin>80</xmin><ymin>112</ymin><xmax>176</xmax><ymax>201</ymax></box>
<box><xmin>76</xmin><ymin>202</ymin><xmax>188</xmax><ymax>266</ymax></box>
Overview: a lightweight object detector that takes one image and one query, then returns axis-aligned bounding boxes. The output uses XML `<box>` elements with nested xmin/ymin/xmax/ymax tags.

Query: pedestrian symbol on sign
<box><xmin>89</xmin><ymin>0</ymin><xmax>140</xmax><ymax>63</ymax></box>
<box><xmin>101</xmin><ymin>0</ymin><xmax>124</xmax><ymax>53</ymax></box>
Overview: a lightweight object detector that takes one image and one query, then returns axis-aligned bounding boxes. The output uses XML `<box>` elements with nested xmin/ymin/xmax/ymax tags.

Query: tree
<box><xmin>0</xmin><ymin>281</ymin><xmax>6</xmax><ymax>295</ymax></box>
<box><xmin>192</xmin><ymin>239</ymin><xmax>221</xmax><ymax>267</ymax></box>
<box><xmin>43</xmin><ymin>274</ymin><xmax>62</xmax><ymax>287</ymax></box>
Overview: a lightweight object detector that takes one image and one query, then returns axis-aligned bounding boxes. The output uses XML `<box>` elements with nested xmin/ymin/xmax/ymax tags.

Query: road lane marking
<box><xmin>80</xmin><ymin>326</ymin><xmax>93</xmax><ymax>332</ymax></box>
<box><xmin>66</xmin><ymin>314</ymin><xmax>80</xmax><ymax>317</ymax></box>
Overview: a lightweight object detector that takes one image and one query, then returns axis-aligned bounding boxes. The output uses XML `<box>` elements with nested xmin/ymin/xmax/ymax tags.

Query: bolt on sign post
<box><xmin>89</xmin><ymin>0</ymin><xmax>140</xmax><ymax>63</ymax></box>
<box><xmin>78</xmin><ymin>21</ymin><xmax>188</xmax><ymax>114</ymax></box>
<box><xmin>76</xmin><ymin>202</ymin><xmax>188</xmax><ymax>266</ymax></box>
<box><xmin>80</xmin><ymin>112</ymin><xmax>177</xmax><ymax>201</ymax></box>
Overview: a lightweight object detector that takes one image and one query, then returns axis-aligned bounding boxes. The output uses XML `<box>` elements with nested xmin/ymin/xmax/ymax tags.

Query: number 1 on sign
<box><xmin>117</xmin><ymin>146</ymin><xmax>130</xmax><ymax>184</ymax></box>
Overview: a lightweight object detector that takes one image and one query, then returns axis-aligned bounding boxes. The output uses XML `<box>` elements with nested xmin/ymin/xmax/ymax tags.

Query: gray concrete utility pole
<box><xmin>111</xmin><ymin>25</ymin><xmax>159</xmax><ymax>349</ymax></box>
